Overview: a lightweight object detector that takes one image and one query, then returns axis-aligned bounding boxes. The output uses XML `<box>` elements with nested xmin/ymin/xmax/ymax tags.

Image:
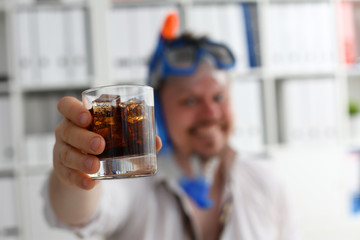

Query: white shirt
<box><xmin>43</xmin><ymin>154</ymin><xmax>300</xmax><ymax>240</ymax></box>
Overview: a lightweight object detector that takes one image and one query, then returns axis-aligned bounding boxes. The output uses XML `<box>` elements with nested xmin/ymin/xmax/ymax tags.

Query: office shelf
<box><xmin>1</xmin><ymin>0</ymin><xmax>360</xmax><ymax>239</ymax></box>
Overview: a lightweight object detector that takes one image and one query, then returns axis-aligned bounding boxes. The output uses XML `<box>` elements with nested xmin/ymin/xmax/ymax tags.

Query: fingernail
<box><xmin>90</xmin><ymin>137</ymin><xmax>101</xmax><ymax>152</ymax></box>
<box><xmin>85</xmin><ymin>158</ymin><xmax>93</xmax><ymax>171</ymax></box>
<box><xmin>79</xmin><ymin>113</ymin><xmax>89</xmax><ymax>126</ymax></box>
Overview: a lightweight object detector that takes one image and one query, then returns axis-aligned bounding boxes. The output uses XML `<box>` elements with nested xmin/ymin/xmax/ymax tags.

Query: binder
<box><xmin>25</xmin><ymin>96</ymin><xmax>48</xmax><ymax>134</ymax></box>
<box><xmin>281</xmin><ymin>79</ymin><xmax>308</xmax><ymax>144</ymax></box>
<box><xmin>0</xmin><ymin>97</ymin><xmax>4</xmax><ymax>163</ymax></box>
<box><xmin>0</xmin><ymin>178</ymin><xmax>17</xmax><ymax>233</ymax></box>
<box><xmin>36</xmin><ymin>8</ymin><xmax>67</xmax><ymax>85</ymax></box>
<box><xmin>337</xmin><ymin>1</ymin><xmax>357</xmax><ymax>65</ymax></box>
<box><xmin>25</xmin><ymin>95</ymin><xmax>58</xmax><ymax>164</ymax></box>
<box><xmin>110</xmin><ymin>7</ymin><xmax>132</xmax><ymax>82</ymax></box>
<box><xmin>248</xmin><ymin>3</ymin><xmax>261</xmax><ymax>67</ymax></box>
<box><xmin>16</xmin><ymin>10</ymin><xmax>39</xmax><ymax>85</ymax></box>
<box><xmin>267</xmin><ymin>2</ymin><xmax>336</xmax><ymax>73</ymax></box>
<box><xmin>130</xmin><ymin>6</ymin><xmax>174</xmax><ymax>84</ymax></box>
<box><xmin>26</xmin><ymin>133</ymin><xmax>55</xmax><ymax>164</ymax></box>
<box><xmin>281</xmin><ymin>78</ymin><xmax>337</xmax><ymax>145</ymax></box>
<box><xmin>129</xmin><ymin>7</ymin><xmax>147</xmax><ymax>82</ymax></box>
<box><xmin>354</xmin><ymin>3</ymin><xmax>360</xmax><ymax>62</ymax></box>
<box><xmin>224</xmin><ymin>4</ymin><xmax>248</xmax><ymax>73</ymax></box>
<box><xmin>0</xmin><ymin>13</ymin><xmax>7</xmax><ymax>78</ymax></box>
<box><xmin>110</xmin><ymin>6</ymin><xmax>174</xmax><ymax>83</ymax></box>
<box><xmin>242</xmin><ymin>3</ymin><xmax>261</xmax><ymax>68</ymax></box>
<box><xmin>0</xmin><ymin>97</ymin><xmax>12</xmax><ymax>163</ymax></box>
<box><xmin>67</xmin><ymin>8</ymin><xmax>89</xmax><ymax>84</ymax></box>
<box><xmin>187</xmin><ymin>4</ymin><xmax>249</xmax><ymax>74</ymax></box>
<box><xmin>229</xmin><ymin>78</ymin><xmax>264</xmax><ymax>152</ymax></box>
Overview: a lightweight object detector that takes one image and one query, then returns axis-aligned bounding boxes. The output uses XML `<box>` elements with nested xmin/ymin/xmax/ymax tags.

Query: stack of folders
<box><xmin>280</xmin><ymin>78</ymin><xmax>338</xmax><ymax>146</ymax></box>
<box><xmin>24</xmin><ymin>94</ymin><xmax>61</xmax><ymax>164</ymax></box>
<box><xmin>355</xmin><ymin>3</ymin><xmax>360</xmax><ymax>64</ymax></box>
<box><xmin>266</xmin><ymin>2</ymin><xmax>337</xmax><ymax>73</ymax></box>
<box><xmin>0</xmin><ymin>177</ymin><xmax>18</xmax><ymax>240</ymax></box>
<box><xmin>0</xmin><ymin>12</ymin><xmax>7</xmax><ymax>81</ymax></box>
<box><xmin>109</xmin><ymin>3</ymin><xmax>261</xmax><ymax>83</ymax></box>
<box><xmin>15</xmin><ymin>7</ymin><xmax>90</xmax><ymax>87</ymax></box>
<box><xmin>26</xmin><ymin>133</ymin><xmax>55</xmax><ymax>165</ymax></box>
<box><xmin>0</xmin><ymin>97</ymin><xmax>13</xmax><ymax>165</ymax></box>
<box><xmin>337</xmin><ymin>1</ymin><xmax>360</xmax><ymax>65</ymax></box>
<box><xmin>229</xmin><ymin>78</ymin><xmax>264</xmax><ymax>152</ymax></box>
<box><xmin>109</xmin><ymin>5</ymin><xmax>175</xmax><ymax>84</ymax></box>
<box><xmin>187</xmin><ymin>3</ymin><xmax>261</xmax><ymax>74</ymax></box>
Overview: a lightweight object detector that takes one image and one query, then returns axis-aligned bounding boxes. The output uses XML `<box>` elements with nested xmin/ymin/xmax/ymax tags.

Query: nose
<box><xmin>200</xmin><ymin>99</ymin><xmax>221</xmax><ymax>119</ymax></box>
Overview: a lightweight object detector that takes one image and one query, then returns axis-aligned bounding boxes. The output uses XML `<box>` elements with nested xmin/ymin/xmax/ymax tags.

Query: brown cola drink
<box><xmin>89</xmin><ymin>94</ymin><xmax>153</xmax><ymax>158</ymax></box>
<box><xmin>83</xmin><ymin>86</ymin><xmax>157</xmax><ymax>179</ymax></box>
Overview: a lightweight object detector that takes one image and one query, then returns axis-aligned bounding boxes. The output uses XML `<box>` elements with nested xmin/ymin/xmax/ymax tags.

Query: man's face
<box><xmin>160</xmin><ymin>64</ymin><xmax>233</xmax><ymax>159</ymax></box>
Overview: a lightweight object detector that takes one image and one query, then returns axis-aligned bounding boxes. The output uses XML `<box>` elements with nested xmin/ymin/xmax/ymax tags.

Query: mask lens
<box><xmin>202</xmin><ymin>43</ymin><xmax>234</xmax><ymax>65</ymax></box>
<box><xmin>165</xmin><ymin>45</ymin><xmax>197</xmax><ymax>69</ymax></box>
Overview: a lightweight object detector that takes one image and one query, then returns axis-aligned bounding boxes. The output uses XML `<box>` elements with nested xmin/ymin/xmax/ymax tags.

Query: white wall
<box><xmin>270</xmin><ymin>144</ymin><xmax>360</xmax><ymax>240</ymax></box>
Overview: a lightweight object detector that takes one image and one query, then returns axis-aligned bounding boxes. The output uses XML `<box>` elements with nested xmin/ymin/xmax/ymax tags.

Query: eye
<box><xmin>182</xmin><ymin>97</ymin><xmax>197</xmax><ymax>106</ymax></box>
<box><xmin>213</xmin><ymin>93</ymin><xmax>225</xmax><ymax>102</ymax></box>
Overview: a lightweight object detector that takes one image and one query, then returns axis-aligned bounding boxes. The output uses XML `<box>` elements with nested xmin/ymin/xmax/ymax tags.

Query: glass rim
<box><xmin>82</xmin><ymin>84</ymin><xmax>153</xmax><ymax>96</ymax></box>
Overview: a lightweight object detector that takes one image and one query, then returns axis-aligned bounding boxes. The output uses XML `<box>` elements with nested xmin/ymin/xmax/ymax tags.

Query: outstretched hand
<box><xmin>53</xmin><ymin>96</ymin><xmax>162</xmax><ymax>190</ymax></box>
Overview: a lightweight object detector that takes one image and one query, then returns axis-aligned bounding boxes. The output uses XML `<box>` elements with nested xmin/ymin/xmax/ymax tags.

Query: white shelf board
<box><xmin>231</xmin><ymin>68</ymin><xmax>263</xmax><ymax>79</ymax></box>
<box><xmin>271</xmin><ymin>70</ymin><xmax>336</xmax><ymax>80</ymax></box>
<box><xmin>111</xmin><ymin>0</ymin><xmax>177</xmax><ymax>7</ymax></box>
<box><xmin>193</xmin><ymin>0</ymin><xmax>258</xmax><ymax>4</ymax></box>
<box><xmin>21</xmin><ymin>82</ymin><xmax>91</xmax><ymax>93</ymax></box>
<box><xmin>268</xmin><ymin>0</ymin><xmax>330</xmax><ymax>3</ymax></box>
<box><xmin>14</xmin><ymin>1</ymin><xmax>87</xmax><ymax>10</ymax></box>
<box><xmin>112</xmin><ymin>69</ymin><xmax>264</xmax><ymax>85</ymax></box>
<box><xmin>0</xmin><ymin>162</ymin><xmax>14</xmax><ymax>176</ymax></box>
<box><xmin>112</xmin><ymin>77</ymin><xmax>147</xmax><ymax>85</ymax></box>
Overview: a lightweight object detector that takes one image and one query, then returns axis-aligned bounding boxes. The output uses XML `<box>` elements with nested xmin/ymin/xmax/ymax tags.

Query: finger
<box><xmin>57</xmin><ymin>164</ymin><xmax>96</xmax><ymax>190</ymax></box>
<box><xmin>54</xmin><ymin>141</ymin><xmax>100</xmax><ymax>174</ymax></box>
<box><xmin>53</xmin><ymin>149</ymin><xmax>97</xmax><ymax>190</ymax></box>
<box><xmin>156</xmin><ymin>135</ymin><xmax>162</xmax><ymax>152</ymax></box>
<box><xmin>55</xmin><ymin>118</ymin><xmax>105</xmax><ymax>155</ymax></box>
<box><xmin>57</xmin><ymin>96</ymin><xmax>92</xmax><ymax>127</ymax></box>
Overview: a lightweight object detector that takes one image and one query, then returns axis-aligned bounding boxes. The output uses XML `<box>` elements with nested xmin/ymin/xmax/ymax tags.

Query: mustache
<box><xmin>188</xmin><ymin>119</ymin><xmax>226</xmax><ymax>134</ymax></box>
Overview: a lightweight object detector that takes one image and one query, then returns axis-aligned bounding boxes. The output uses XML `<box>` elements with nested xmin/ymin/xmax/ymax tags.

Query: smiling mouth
<box><xmin>189</xmin><ymin>121</ymin><xmax>224</xmax><ymax>139</ymax></box>
<box><xmin>195</xmin><ymin>125</ymin><xmax>220</xmax><ymax>137</ymax></box>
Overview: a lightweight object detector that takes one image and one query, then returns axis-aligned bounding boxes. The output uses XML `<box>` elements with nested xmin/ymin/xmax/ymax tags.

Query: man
<box><xmin>45</xmin><ymin>13</ymin><xmax>299</xmax><ymax>240</ymax></box>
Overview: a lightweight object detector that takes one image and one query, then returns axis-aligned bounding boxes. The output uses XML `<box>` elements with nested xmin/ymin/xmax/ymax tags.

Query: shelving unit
<box><xmin>0</xmin><ymin>83</ymin><xmax>8</xmax><ymax>96</ymax></box>
<box><xmin>1</xmin><ymin>0</ymin><xmax>360</xmax><ymax>239</ymax></box>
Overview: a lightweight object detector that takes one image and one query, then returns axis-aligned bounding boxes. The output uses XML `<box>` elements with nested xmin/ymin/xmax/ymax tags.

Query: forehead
<box><xmin>162</xmin><ymin>63</ymin><xmax>229</xmax><ymax>94</ymax></box>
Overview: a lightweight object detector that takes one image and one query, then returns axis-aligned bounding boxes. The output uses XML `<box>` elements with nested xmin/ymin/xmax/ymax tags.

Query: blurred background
<box><xmin>0</xmin><ymin>0</ymin><xmax>360</xmax><ymax>239</ymax></box>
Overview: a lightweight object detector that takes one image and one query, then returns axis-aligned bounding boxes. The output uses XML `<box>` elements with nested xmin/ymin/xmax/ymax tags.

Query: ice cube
<box><xmin>92</xmin><ymin>94</ymin><xmax>121</xmax><ymax>107</ymax></box>
<box><xmin>125</xmin><ymin>98</ymin><xmax>146</xmax><ymax>124</ymax></box>
<box><xmin>90</xmin><ymin>94</ymin><xmax>120</xmax><ymax>128</ymax></box>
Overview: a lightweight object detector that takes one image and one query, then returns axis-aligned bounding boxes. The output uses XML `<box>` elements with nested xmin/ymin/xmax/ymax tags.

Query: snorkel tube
<box><xmin>148</xmin><ymin>11</ymin><xmax>179</xmax><ymax>155</ymax></box>
<box><xmin>148</xmin><ymin>11</ymin><xmax>222</xmax><ymax>209</ymax></box>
